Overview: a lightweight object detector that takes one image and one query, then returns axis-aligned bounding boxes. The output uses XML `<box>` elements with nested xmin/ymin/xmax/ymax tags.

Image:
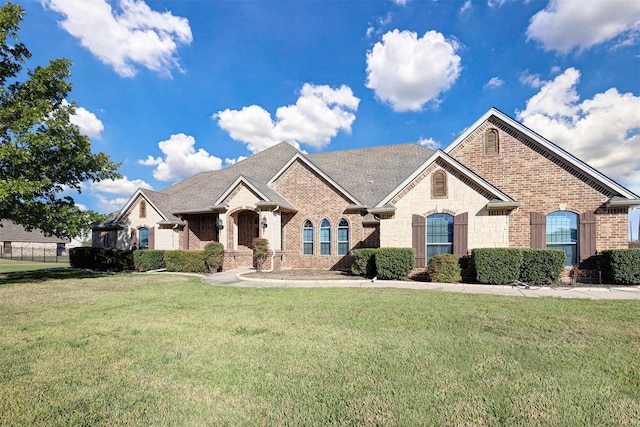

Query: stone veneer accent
<box><xmin>449</xmin><ymin>118</ymin><xmax>628</xmax><ymax>251</ymax></box>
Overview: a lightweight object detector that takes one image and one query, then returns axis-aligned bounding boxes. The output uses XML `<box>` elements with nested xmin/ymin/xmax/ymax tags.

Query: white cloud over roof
<box><xmin>214</xmin><ymin>84</ymin><xmax>360</xmax><ymax>154</ymax></box>
<box><xmin>91</xmin><ymin>176</ymin><xmax>153</xmax><ymax>194</ymax></box>
<box><xmin>139</xmin><ymin>133</ymin><xmax>223</xmax><ymax>182</ymax></box>
<box><xmin>517</xmin><ymin>67</ymin><xmax>640</xmax><ymax>194</ymax></box>
<box><xmin>366</xmin><ymin>29</ymin><xmax>462</xmax><ymax>112</ymax></box>
<box><xmin>44</xmin><ymin>0</ymin><xmax>193</xmax><ymax>77</ymax></box>
<box><xmin>527</xmin><ymin>0</ymin><xmax>640</xmax><ymax>53</ymax></box>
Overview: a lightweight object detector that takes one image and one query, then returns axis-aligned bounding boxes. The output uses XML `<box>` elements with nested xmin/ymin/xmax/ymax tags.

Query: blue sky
<box><xmin>18</xmin><ymin>0</ymin><xmax>640</xmax><ymax>238</ymax></box>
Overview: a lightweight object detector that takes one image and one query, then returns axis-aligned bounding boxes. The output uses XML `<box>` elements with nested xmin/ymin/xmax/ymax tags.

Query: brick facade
<box><xmin>449</xmin><ymin>117</ymin><xmax>629</xmax><ymax>252</ymax></box>
<box><xmin>273</xmin><ymin>160</ymin><xmax>366</xmax><ymax>269</ymax></box>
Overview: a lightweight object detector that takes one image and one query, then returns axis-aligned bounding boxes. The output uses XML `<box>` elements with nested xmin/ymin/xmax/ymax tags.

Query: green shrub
<box><xmin>164</xmin><ymin>250</ymin><xmax>208</xmax><ymax>273</ymax></box>
<box><xmin>203</xmin><ymin>242</ymin><xmax>224</xmax><ymax>273</ymax></box>
<box><xmin>374</xmin><ymin>248</ymin><xmax>415</xmax><ymax>280</ymax></box>
<box><xmin>133</xmin><ymin>250</ymin><xmax>165</xmax><ymax>271</ymax></box>
<box><xmin>350</xmin><ymin>248</ymin><xmax>378</xmax><ymax>277</ymax></box>
<box><xmin>252</xmin><ymin>238</ymin><xmax>270</xmax><ymax>271</ymax></box>
<box><xmin>472</xmin><ymin>248</ymin><xmax>523</xmax><ymax>284</ymax></box>
<box><xmin>600</xmin><ymin>249</ymin><xmax>640</xmax><ymax>285</ymax></box>
<box><xmin>427</xmin><ymin>254</ymin><xmax>461</xmax><ymax>283</ymax></box>
<box><xmin>519</xmin><ymin>249</ymin><xmax>565</xmax><ymax>285</ymax></box>
<box><xmin>70</xmin><ymin>247</ymin><xmax>134</xmax><ymax>271</ymax></box>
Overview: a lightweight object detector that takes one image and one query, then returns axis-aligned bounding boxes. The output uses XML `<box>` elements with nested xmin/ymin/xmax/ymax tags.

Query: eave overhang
<box><xmin>606</xmin><ymin>197</ymin><xmax>640</xmax><ymax>208</ymax></box>
<box><xmin>255</xmin><ymin>201</ymin><xmax>298</xmax><ymax>213</ymax></box>
<box><xmin>486</xmin><ymin>200</ymin><xmax>523</xmax><ymax>210</ymax></box>
<box><xmin>367</xmin><ymin>204</ymin><xmax>396</xmax><ymax>216</ymax></box>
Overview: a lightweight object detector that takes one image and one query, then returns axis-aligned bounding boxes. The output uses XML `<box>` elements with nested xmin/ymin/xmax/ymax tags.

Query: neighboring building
<box><xmin>0</xmin><ymin>220</ymin><xmax>68</xmax><ymax>257</ymax></box>
<box><xmin>94</xmin><ymin>108</ymin><xmax>640</xmax><ymax>272</ymax></box>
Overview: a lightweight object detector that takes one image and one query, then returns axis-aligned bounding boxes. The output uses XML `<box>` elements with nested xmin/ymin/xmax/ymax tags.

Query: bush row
<box><xmin>351</xmin><ymin>248</ymin><xmax>415</xmax><ymax>280</ymax></box>
<box><xmin>71</xmin><ymin>243</ymin><xmax>225</xmax><ymax>273</ymax></box>
<box><xmin>70</xmin><ymin>247</ymin><xmax>134</xmax><ymax>271</ymax></box>
<box><xmin>600</xmin><ymin>249</ymin><xmax>640</xmax><ymax>285</ymax></box>
<box><xmin>471</xmin><ymin>248</ymin><xmax>565</xmax><ymax>285</ymax></box>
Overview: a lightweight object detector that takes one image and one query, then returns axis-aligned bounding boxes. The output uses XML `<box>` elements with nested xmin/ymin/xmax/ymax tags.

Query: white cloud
<box><xmin>488</xmin><ymin>0</ymin><xmax>507</xmax><ymax>8</ymax></box>
<box><xmin>527</xmin><ymin>0</ymin><xmax>640</xmax><ymax>53</ymax></box>
<box><xmin>60</xmin><ymin>100</ymin><xmax>104</xmax><ymax>138</ymax></box>
<box><xmin>417</xmin><ymin>137</ymin><xmax>440</xmax><ymax>150</ymax></box>
<box><xmin>517</xmin><ymin>67</ymin><xmax>640</xmax><ymax>195</ymax></box>
<box><xmin>75</xmin><ymin>203</ymin><xmax>87</xmax><ymax>211</ymax></box>
<box><xmin>96</xmin><ymin>194</ymin><xmax>129</xmax><ymax>212</ymax></box>
<box><xmin>224</xmin><ymin>156</ymin><xmax>248</xmax><ymax>167</ymax></box>
<box><xmin>138</xmin><ymin>133</ymin><xmax>223</xmax><ymax>181</ymax></box>
<box><xmin>44</xmin><ymin>0</ymin><xmax>193</xmax><ymax>77</ymax></box>
<box><xmin>393</xmin><ymin>0</ymin><xmax>408</xmax><ymax>5</ymax></box>
<box><xmin>366</xmin><ymin>29</ymin><xmax>462</xmax><ymax>112</ymax></box>
<box><xmin>214</xmin><ymin>83</ymin><xmax>360</xmax><ymax>154</ymax></box>
<box><xmin>484</xmin><ymin>77</ymin><xmax>504</xmax><ymax>89</ymax></box>
<box><xmin>91</xmin><ymin>176</ymin><xmax>153</xmax><ymax>194</ymax></box>
<box><xmin>519</xmin><ymin>70</ymin><xmax>545</xmax><ymax>88</ymax></box>
<box><xmin>460</xmin><ymin>0</ymin><xmax>472</xmax><ymax>14</ymax></box>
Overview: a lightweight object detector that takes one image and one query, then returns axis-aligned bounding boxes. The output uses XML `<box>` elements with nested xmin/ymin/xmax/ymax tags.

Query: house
<box><xmin>94</xmin><ymin>108</ymin><xmax>640</xmax><ymax>272</ymax></box>
<box><xmin>0</xmin><ymin>220</ymin><xmax>68</xmax><ymax>257</ymax></box>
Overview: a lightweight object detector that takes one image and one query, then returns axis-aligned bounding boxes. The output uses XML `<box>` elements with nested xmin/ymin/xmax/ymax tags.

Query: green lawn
<box><xmin>1</xmin><ymin>271</ymin><xmax>639</xmax><ymax>426</ymax></box>
<box><xmin>0</xmin><ymin>258</ymin><xmax>69</xmax><ymax>274</ymax></box>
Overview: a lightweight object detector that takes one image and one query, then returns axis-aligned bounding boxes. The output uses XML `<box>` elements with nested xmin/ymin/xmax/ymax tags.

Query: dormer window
<box><xmin>431</xmin><ymin>171</ymin><xmax>447</xmax><ymax>198</ymax></box>
<box><xmin>485</xmin><ymin>129</ymin><xmax>499</xmax><ymax>156</ymax></box>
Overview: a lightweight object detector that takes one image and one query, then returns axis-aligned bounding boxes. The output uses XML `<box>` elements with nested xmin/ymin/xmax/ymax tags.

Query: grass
<box><xmin>1</xmin><ymin>271</ymin><xmax>639</xmax><ymax>426</ymax></box>
<box><xmin>0</xmin><ymin>258</ymin><xmax>70</xmax><ymax>274</ymax></box>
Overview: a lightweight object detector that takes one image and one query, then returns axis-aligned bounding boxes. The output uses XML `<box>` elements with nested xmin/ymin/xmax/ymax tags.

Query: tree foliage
<box><xmin>0</xmin><ymin>3</ymin><xmax>120</xmax><ymax>238</ymax></box>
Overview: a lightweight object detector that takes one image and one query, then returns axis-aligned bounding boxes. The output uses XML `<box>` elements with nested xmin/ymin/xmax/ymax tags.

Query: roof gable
<box><xmin>377</xmin><ymin>150</ymin><xmax>515</xmax><ymax>207</ymax></box>
<box><xmin>444</xmin><ymin>107</ymin><xmax>639</xmax><ymax>200</ymax></box>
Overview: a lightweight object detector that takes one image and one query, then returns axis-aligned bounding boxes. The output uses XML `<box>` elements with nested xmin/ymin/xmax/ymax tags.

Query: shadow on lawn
<box><xmin>0</xmin><ymin>268</ymin><xmax>104</xmax><ymax>285</ymax></box>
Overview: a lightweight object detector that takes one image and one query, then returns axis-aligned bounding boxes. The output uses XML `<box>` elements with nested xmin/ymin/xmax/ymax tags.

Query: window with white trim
<box><xmin>337</xmin><ymin>218</ymin><xmax>349</xmax><ymax>255</ymax></box>
<box><xmin>320</xmin><ymin>219</ymin><xmax>331</xmax><ymax>255</ymax></box>
<box><xmin>546</xmin><ymin>211</ymin><xmax>577</xmax><ymax>266</ymax></box>
<box><xmin>303</xmin><ymin>220</ymin><xmax>314</xmax><ymax>255</ymax></box>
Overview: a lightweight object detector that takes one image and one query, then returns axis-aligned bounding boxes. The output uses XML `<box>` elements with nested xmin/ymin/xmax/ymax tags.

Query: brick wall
<box><xmin>182</xmin><ymin>214</ymin><xmax>217</xmax><ymax>250</ymax></box>
<box><xmin>449</xmin><ymin>117</ymin><xmax>628</xmax><ymax>251</ymax></box>
<box><xmin>273</xmin><ymin>160</ymin><xmax>366</xmax><ymax>269</ymax></box>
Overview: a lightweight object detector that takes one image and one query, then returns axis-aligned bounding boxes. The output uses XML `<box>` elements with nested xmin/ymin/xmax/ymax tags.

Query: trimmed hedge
<box><xmin>204</xmin><ymin>242</ymin><xmax>224</xmax><ymax>273</ymax></box>
<box><xmin>252</xmin><ymin>238</ymin><xmax>270</xmax><ymax>272</ymax></box>
<box><xmin>519</xmin><ymin>249</ymin><xmax>566</xmax><ymax>285</ymax></box>
<box><xmin>133</xmin><ymin>250</ymin><xmax>165</xmax><ymax>271</ymax></box>
<box><xmin>600</xmin><ymin>249</ymin><xmax>640</xmax><ymax>285</ymax></box>
<box><xmin>350</xmin><ymin>248</ymin><xmax>378</xmax><ymax>278</ymax></box>
<box><xmin>374</xmin><ymin>248</ymin><xmax>415</xmax><ymax>280</ymax></box>
<box><xmin>70</xmin><ymin>247</ymin><xmax>134</xmax><ymax>271</ymax></box>
<box><xmin>472</xmin><ymin>248</ymin><xmax>523</xmax><ymax>285</ymax></box>
<box><xmin>427</xmin><ymin>254</ymin><xmax>461</xmax><ymax>283</ymax></box>
<box><xmin>164</xmin><ymin>250</ymin><xmax>208</xmax><ymax>273</ymax></box>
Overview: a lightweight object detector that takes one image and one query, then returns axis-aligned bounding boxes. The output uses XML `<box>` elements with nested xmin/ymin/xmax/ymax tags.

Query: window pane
<box><xmin>303</xmin><ymin>220</ymin><xmax>313</xmax><ymax>255</ymax></box>
<box><xmin>546</xmin><ymin>211</ymin><xmax>578</xmax><ymax>265</ymax></box>
<box><xmin>321</xmin><ymin>242</ymin><xmax>330</xmax><ymax>255</ymax></box>
<box><xmin>338</xmin><ymin>242</ymin><xmax>348</xmax><ymax>256</ymax></box>
<box><xmin>337</xmin><ymin>218</ymin><xmax>349</xmax><ymax>256</ymax></box>
<box><xmin>139</xmin><ymin>227</ymin><xmax>149</xmax><ymax>250</ymax></box>
<box><xmin>304</xmin><ymin>242</ymin><xmax>313</xmax><ymax>255</ymax></box>
<box><xmin>426</xmin><ymin>214</ymin><xmax>453</xmax><ymax>262</ymax></box>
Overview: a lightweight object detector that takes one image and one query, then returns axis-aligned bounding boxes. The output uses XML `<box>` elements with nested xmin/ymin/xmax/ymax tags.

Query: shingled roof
<box><xmin>113</xmin><ymin>142</ymin><xmax>439</xmax><ymax>222</ymax></box>
<box><xmin>0</xmin><ymin>220</ymin><xmax>67</xmax><ymax>243</ymax></box>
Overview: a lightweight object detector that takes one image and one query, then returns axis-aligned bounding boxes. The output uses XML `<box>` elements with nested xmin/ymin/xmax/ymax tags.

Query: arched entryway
<box><xmin>231</xmin><ymin>209</ymin><xmax>260</xmax><ymax>250</ymax></box>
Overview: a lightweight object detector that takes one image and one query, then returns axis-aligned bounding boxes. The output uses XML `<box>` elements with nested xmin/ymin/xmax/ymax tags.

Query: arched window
<box><xmin>337</xmin><ymin>218</ymin><xmax>349</xmax><ymax>255</ymax></box>
<box><xmin>485</xmin><ymin>129</ymin><xmax>499</xmax><ymax>156</ymax></box>
<box><xmin>546</xmin><ymin>211</ymin><xmax>577</xmax><ymax>266</ymax></box>
<box><xmin>102</xmin><ymin>234</ymin><xmax>111</xmax><ymax>248</ymax></box>
<box><xmin>139</xmin><ymin>227</ymin><xmax>149</xmax><ymax>250</ymax></box>
<box><xmin>139</xmin><ymin>200</ymin><xmax>147</xmax><ymax>218</ymax></box>
<box><xmin>427</xmin><ymin>213</ymin><xmax>453</xmax><ymax>262</ymax></box>
<box><xmin>303</xmin><ymin>220</ymin><xmax>314</xmax><ymax>255</ymax></box>
<box><xmin>320</xmin><ymin>219</ymin><xmax>331</xmax><ymax>255</ymax></box>
<box><xmin>431</xmin><ymin>171</ymin><xmax>447</xmax><ymax>198</ymax></box>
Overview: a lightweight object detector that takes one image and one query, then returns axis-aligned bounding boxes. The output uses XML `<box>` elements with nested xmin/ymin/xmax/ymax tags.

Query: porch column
<box><xmin>217</xmin><ymin>213</ymin><xmax>228</xmax><ymax>249</ymax></box>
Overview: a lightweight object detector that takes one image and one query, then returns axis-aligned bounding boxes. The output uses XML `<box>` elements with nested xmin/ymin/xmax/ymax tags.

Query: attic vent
<box><xmin>139</xmin><ymin>200</ymin><xmax>147</xmax><ymax>218</ymax></box>
<box><xmin>485</xmin><ymin>129</ymin><xmax>499</xmax><ymax>156</ymax></box>
<box><xmin>431</xmin><ymin>171</ymin><xmax>447</xmax><ymax>198</ymax></box>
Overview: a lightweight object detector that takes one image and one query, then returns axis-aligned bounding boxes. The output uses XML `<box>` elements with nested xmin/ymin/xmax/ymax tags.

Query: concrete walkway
<box><xmin>201</xmin><ymin>269</ymin><xmax>640</xmax><ymax>300</ymax></box>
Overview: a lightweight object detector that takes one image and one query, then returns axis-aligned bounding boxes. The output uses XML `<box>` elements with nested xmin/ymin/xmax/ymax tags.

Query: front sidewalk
<box><xmin>200</xmin><ymin>269</ymin><xmax>640</xmax><ymax>300</ymax></box>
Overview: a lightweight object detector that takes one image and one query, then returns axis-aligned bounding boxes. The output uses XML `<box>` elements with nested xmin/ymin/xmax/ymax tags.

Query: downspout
<box><xmin>262</xmin><ymin>206</ymin><xmax>279</xmax><ymax>272</ymax></box>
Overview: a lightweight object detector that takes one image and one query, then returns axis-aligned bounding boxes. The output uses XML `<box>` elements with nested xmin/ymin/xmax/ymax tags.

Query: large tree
<box><xmin>0</xmin><ymin>3</ymin><xmax>120</xmax><ymax>239</ymax></box>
